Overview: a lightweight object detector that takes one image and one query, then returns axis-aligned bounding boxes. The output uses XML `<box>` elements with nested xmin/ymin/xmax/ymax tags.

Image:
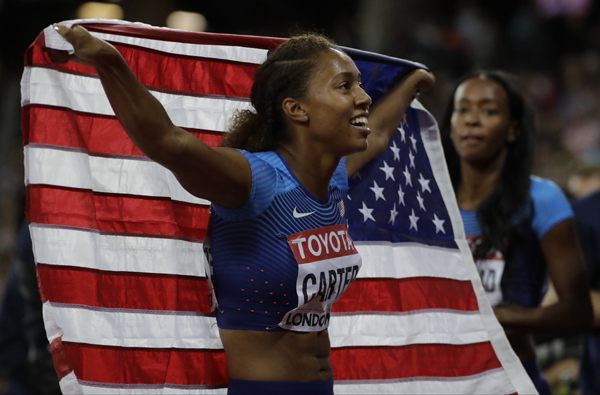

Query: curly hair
<box><xmin>440</xmin><ymin>70</ymin><xmax>535</xmax><ymax>262</ymax></box>
<box><xmin>220</xmin><ymin>33</ymin><xmax>339</xmax><ymax>152</ymax></box>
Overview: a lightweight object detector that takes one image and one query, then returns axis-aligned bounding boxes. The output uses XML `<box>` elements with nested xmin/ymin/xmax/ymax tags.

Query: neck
<box><xmin>277</xmin><ymin>143</ymin><xmax>341</xmax><ymax>200</ymax></box>
<box><xmin>456</xmin><ymin>151</ymin><xmax>507</xmax><ymax>211</ymax></box>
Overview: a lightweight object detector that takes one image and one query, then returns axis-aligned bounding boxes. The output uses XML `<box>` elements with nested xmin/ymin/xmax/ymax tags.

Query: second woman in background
<box><xmin>440</xmin><ymin>70</ymin><xmax>593</xmax><ymax>395</ymax></box>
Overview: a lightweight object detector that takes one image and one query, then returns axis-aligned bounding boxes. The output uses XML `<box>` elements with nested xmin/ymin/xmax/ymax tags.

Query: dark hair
<box><xmin>221</xmin><ymin>33</ymin><xmax>339</xmax><ymax>152</ymax></box>
<box><xmin>440</xmin><ymin>70</ymin><xmax>535</xmax><ymax>261</ymax></box>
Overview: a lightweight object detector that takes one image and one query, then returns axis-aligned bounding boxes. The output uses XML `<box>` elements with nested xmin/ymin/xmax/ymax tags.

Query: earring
<box><xmin>303</xmin><ymin>116</ymin><xmax>308</xmax><ymax>121</ymax></box>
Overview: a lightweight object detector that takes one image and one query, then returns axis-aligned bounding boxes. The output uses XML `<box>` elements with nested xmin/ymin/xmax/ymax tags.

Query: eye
<box><xmin>482</xmin><ymin>108</ymin><xmax>498</xmax><ymax>116</ymax></box>
<box><xmin>454</xmin><ymin>107</ymin><xmax>468</xmax><ymax>114</ymax></box>
<box><xmin>339</xmin><ymin>82</ymin><xmax>351</xmax><ymax>90</ymax></box>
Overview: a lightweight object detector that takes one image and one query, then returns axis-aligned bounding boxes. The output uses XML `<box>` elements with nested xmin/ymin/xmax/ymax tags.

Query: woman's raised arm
<box><xmin>345</xmin><ymin>68</ymin><xmax>435</xmax><ymax>178</ymax></box>
<box><xmin>48</xmin><ymin>24</ymin><xmax>252</xmax><ymax>208</ymax></box>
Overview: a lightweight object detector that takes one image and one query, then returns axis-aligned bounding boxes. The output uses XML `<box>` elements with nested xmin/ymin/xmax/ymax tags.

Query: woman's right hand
<box><xmin>44</xmin><ymin>24</ymin><xmax>118</xmax><ymax>68</ymax></box>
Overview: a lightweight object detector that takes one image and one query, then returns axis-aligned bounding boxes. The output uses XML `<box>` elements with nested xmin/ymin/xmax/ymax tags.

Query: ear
<box><xmin>282</xmin><ymin>97</ymin><xmax>308</xmax><ymax>122</ymax></box>
<box><xmin>507</xmin><ymin>121</ymin><xmax>519</xmax><ymax>143</ymax></box>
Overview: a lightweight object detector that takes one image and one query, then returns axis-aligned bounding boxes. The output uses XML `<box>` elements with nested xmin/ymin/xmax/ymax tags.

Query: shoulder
<box><xmin>529</xmin><ymin>175</ymin><xmax>565</xmax><ymax>200</ymax></box>
<box><xmin>529</xmin><ymin>175</ymin><xmax>573</xmax><ymax>238</ymax></box>
<box><xmin>212</xmin><ymin>150</ymin><xmax>283</xmax><ymax>221</ymax></box>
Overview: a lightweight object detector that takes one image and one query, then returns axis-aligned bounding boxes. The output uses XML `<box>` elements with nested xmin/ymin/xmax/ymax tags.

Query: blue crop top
<box><xmin>461</xmin><ymin>176</ymin><xmax>573</xmax><ymax>307</ymax></box>
<box><xmin>203</xmin><ymin>150</ymin><xmax>361</xmax><ymax>331</ymax></box>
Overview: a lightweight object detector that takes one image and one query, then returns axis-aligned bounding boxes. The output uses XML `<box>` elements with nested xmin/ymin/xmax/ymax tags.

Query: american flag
<box><xmin>22</xmin><ymin>19</ymin><xmax>537</xmax><ymax>394</ymax></box>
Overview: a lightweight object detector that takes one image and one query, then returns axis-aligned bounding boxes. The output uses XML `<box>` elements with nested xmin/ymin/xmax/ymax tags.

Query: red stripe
<box><xmin>24</xmin><ymin>106</ymin><xmax>223</xmax><ymax>154</ymax></box>
<box><xmin>334</xmin><ymin>277</ymin><xmax>479</xmax><ymax>313</ymax></box>
<box><xmin>62</xmin><ymin>341</ymin><xmax>228</xmax><ymax>386</ymax></box>
<box><xmin>37</xmin><ymin>264</ymin><xmax>212</xmax><ymax>313</ymax></box>
<box><xmin>59</xmin><ymin>341</ymin><xmax>498</xmax><ymax>385</ymax></box>
<box><xmin>37</xmin><ymin>262</ymin><xmax>472</xmax><ymax>314</ymax></box>
<box><xmin>27</xmin><ymin>185</ymin><xmax>209</xmax><ymax>239</ymax></box>
<box><xmin>28</xmin><ymin>43</ymin><xmax>258</xmax><ymax>98</ymax></box>
<box><xmin>50</xmin><ymin>337</ymin><xmax>74</xmax><ymax>381</ymax></box>
<box><xmin>331</xmin><ymin>342</ymin><xmax>501</xmax><ymax>381</ymax></box>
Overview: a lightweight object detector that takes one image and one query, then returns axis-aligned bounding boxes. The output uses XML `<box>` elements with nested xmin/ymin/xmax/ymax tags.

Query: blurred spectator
<box><xmin>0</xmin><ymin>221</ymin><xmax>60</xmax><ymax>394</ymax></box>
<box><xmin>572</xmin><ymin>189</ymin><xmax>600</xmax><ymax>394</ymax></box>
<box><xmin>567</xmin><ymin>162</ymin><xmax>600</xmax><ymax>198</ymax></box>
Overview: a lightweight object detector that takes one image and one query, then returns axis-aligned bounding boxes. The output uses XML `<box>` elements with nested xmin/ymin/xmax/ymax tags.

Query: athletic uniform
<box><xmin>204</xmin><ymin>150</ymin><xmax>361</xmax><ymax>394</ymax></box>
<box><xmin>572</xmin><ymin>190</ymin><xmax>600</xmax><ymax>395</ymax></box>
<box><xmin>460</xmin><ymin>175</ymin><xmax>573</xmax><ymax>395</ymax></box>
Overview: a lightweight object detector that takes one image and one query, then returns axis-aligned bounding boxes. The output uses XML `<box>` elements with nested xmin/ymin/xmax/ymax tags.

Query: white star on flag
<box><xmin>390</xmin><ymin>140</ymin><xmax>400</xmax><ymax>161</ymax></box>
<box><xmin>416</xmin><ymin>191</ymin><xmax>426</xmax><ymax>211</ymax></box>
<box><xmin>398</xmin><ymin>125</ymin><xmax>406</xmax><ymax>143</ymax></box>
<box><xmin>398</xmin><ymin>185</ymin><xmax>405</xmax><ymax>206</ymax></box>
<box><xmin>409</xmin><ymin>150</ymin><xmax>416</xmax><ymax>169</ymax></box>
<box><xmin>409</xmin><ymin>133</ymin><xmax>418</xmax><ymax>151</ymax></box>
<box><xmin>403</xmin><ymin>166</ymin><xmax>412</xmax><ymax>187</ymax></box>
<box><xmin>389</xmin><ymin>203</ymin><xmax>398</xmax><ymax>225</ymax></box>
<box><xmin>402</xmin><ymin>113</ymin><xmax>409</xmax><ymax>126</ymax></box>
<box><xmin>409</xmin><ymin>209</ymin><xmax>419</xmax><ymax>230</ymax></box>
<box><xmin>418</xmin><ymin>173</ymin><xmax>432</xmax><ymax>193</ymax></box>
<box><xmin>358</xmin><ymin>201</ymin><xmax>375</xmax><ymax>223</ymax></box>
<box><xmin>370</xmin><ymin>180</ymin><xmax>386</xmax><ymax>201</ymax></box>
<box><xmin>432</xmin><ymin>213</ymin><xmax>446</xmax><ymax>234</ymax></box>
<box><xmin>379</xmin><ymin>161</ymin><xmax>395</xmax><ymax>181</ymax></box>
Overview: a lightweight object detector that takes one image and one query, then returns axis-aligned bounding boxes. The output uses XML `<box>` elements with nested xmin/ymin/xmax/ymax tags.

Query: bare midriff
<box><xmin>219</xmin><ymin>328</ymin><xmax>333</xmax><ymax>382</ymax></box>
<box><xmin>506</xmin><ymin>332</ymin><xmax>536</xmax><ymax>362</ymax></box>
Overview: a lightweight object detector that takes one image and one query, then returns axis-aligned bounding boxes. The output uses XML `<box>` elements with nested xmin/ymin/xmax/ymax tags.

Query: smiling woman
<box><xmin>46</xmin><ymin>25</ymin><xmax>433</xmax><ymax>395</ymax></box>
<box><xmin>440</xmin><ymin>70</ymin><xmax>593</xmax><ymax>395</ymax></box>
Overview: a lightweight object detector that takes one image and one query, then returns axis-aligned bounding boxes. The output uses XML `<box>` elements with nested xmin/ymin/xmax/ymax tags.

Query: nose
<box><xmin>355</xmin><ymin>87</ymin><xmax>372</xmax><ymax>109</ymax></box>
<box><xmin>464</xmin><ymin>109</ymin><xmax>480</xmax><ymax>125</ymax></box>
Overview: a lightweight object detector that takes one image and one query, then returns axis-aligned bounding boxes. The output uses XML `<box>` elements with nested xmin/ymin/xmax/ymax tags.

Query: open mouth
<box><xmin>350</xmin><ymin>116</ymin><xmax>368</xmax><ymax>127</ymax></box>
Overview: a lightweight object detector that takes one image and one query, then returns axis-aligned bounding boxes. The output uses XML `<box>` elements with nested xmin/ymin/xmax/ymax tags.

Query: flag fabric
<box><xmin>22</xmin><ymin>19</ymin><xmax>537</xmax><ymax>394</ymax></box>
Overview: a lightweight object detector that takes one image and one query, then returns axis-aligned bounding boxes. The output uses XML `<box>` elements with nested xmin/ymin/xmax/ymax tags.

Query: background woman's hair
<box><xmin>440</xmin><ymin>70</ymin><xmax>536</xmax><ymax>262</ymax></box>
<box><xmin>221</xmin><ymin>33</ymin><xmax>339</xmax><ymax>152</ymax></box>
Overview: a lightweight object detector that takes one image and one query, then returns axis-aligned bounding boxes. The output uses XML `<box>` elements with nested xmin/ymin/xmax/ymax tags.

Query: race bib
<box><xmin>281</xmin><ymin>224</ymin><xmax>362</xmax><ymax>331</ymax></box>
<box><xmin>467</xmin><ymin>237</ymin><xmax>505</xmax><ymax>306</ymax></box>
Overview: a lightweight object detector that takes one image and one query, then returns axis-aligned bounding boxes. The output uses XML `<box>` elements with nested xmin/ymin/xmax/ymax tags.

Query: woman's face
<box><xmin>450</xmin><ymin>77</ymin><xmax>517</xmax><ymax>166</ymax></box>
<box><xmin>299</xmin><ymin>48</ymin><xmax>372</xmax><ymax>156</ymax></box>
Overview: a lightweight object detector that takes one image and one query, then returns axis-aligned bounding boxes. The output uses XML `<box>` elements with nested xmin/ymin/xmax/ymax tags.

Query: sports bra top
<box><xmin>461</xmin><ymin>175</ymin><xmax>573</xmax><ymax>307</ymax></box>
<box><xmin>204</xmin><ymin>150</ymin><xmax>361</xmax><ymax>331</ymax></box>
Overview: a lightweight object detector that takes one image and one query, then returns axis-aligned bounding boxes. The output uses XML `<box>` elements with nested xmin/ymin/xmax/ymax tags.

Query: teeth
<box><xmin>351</xmin><ymin>117</ymin><xmax>368</xmax><ymax>125</ymax></box>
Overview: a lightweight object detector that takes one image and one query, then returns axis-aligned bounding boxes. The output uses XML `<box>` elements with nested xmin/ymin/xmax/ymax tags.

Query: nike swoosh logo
<box><xmin>293</xmin><ymin>207</ymin><xmax>315</xmax><ymax>219</ymax></box>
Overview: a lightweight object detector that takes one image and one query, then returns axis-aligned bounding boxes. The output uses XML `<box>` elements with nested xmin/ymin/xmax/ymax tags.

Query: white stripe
<box><xmin>92</xmin><ymin>31</ymin><xmax>269</xmax><ymax>65</ymax></box>
<box><xmin>59</xmin><ymin>371</ymin><xmax>84</xmax><ymax>395</ymax></box>
<box><xmin>31</xmin><ymin>224</ymin><xmax>206</xmax><ymax>277</ymax></box>
<box><xmin>44</xmin><ymin>19</ymin><xmax>269</xmax><ymax>64</ymax></box>
<box><xmin>20</xmin><ymin>65</ymin><xmax>32</xmax><ymax>107</ymax></box>
<box><xmin>25</xmin><ymin>66</ymin><xmax>252</xmax><ymax>131</ymax></box>
<box><xmin>31</xmin><ymin>225</ymin><xmax>470</xmax><ymax>282</ymax></box>
<box><xmin>356</xmin><ymin>242</ymin><xmax>468</xmax><ymax>280</ymax></box>
<box><xmin>25</xmin><ymin>145</ymin><xmax>209</xmax><ymax>205</ymax></box>
<box><xmin>334</xmin><ymin>368</ymin><xmax>516</xmax><ymax>395</ymax></box>
<box><xmin>329</xmin><ymin>311</ymin><xmax>488</xmax><ymax>347</ymax></box>
<box><xmin>44</xmin><ymin>302</ymin><xmax>223</xmax><ymax>349</ymax></box>
<box><xmin>73</xmin><ymin>370</ymin><xmax>515</xmax><ymax>395</ymax></box>
<box><xmin>43</xmin><ymin>301</ymin><xmax>487</xmax><ymax>349</ymax></box>
<box><xmin>81</xmin><ymin>384</ymin><xmax>226</xmax><ymax>395</ymax></box>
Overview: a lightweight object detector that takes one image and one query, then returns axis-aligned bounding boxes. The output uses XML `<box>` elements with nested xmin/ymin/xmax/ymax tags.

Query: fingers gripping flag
<box><xmin>22</xmin><ymin>19</ymin><xmax>537</xmax><ymax>394</ymax></box>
